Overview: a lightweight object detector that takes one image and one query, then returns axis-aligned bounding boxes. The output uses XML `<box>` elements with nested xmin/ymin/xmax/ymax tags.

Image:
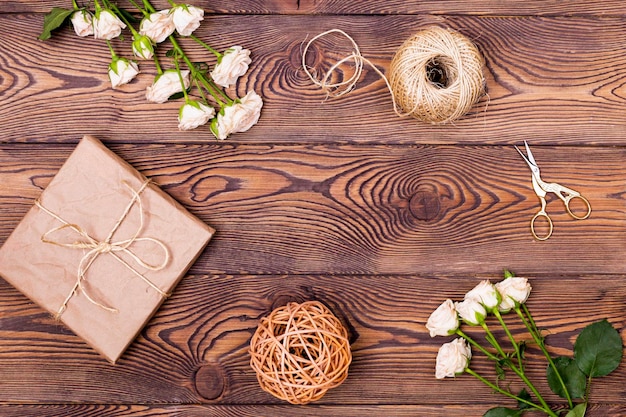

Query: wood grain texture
<box><xmin>2</xmin><ymin>14</ymin><xmax>626</xmax><ymax>144</ymax></box>
<box><xmin>4</xmin><ymin>0</ymin><xmax>626</xmax><ymax>16</ymax></box>
<box><xmin>1</xmin><ymin>274</ymin><xmax>625</xmax><ymax>410</ymax></box>
<box><xmin>1</xmin><ymin>404</ymin><xmax>626</xmax><ymax>417</ymax></box>
<box><xmin>1</xmin><ymin>1</ymin><xmax>626</xmax><ymax>415</ymax></box>
<box><xmin>1</xmin><ymin>143</ymin><xmax>624</xmax><ymax>275</ymax></box>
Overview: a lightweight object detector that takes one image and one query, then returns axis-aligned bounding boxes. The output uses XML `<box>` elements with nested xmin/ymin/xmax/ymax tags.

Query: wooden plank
<box><xmin>1</xmin><ymin>274</ymin><xmax>625</xmax><ymax>406</ymax></box>
<box><xmin>0</xmin><ymin>404</ymin><xmax>625</xmax><ymax>417</ymax></box>
<box><xmin>4</xmin><ymin>0</ymin><xmax>626</xmax><ymax>16</ymax></box>
<box><xmin>1</xmin><ymin>143</ymin><xmax>624</xmax><ymax>275</ymax></box>
<box><xmin>2</xmin><ymin>14</ymin><xmax>626</xmax><ymax>145</ymax></box>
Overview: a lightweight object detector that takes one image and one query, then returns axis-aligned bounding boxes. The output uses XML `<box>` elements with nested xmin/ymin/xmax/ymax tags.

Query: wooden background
<box><xmin>1</xmin><ymin>1</ymin><xmax>625</xmax><ymax>415</ymax></box>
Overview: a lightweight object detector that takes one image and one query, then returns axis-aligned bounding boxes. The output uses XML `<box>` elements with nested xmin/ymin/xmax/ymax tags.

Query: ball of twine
<box><xmin>388</xmin><ymin>26</ymin><xmax>485</xmax><ymax>124</ymax></box>
<box><xmin>249</xmin><ymin>300</ymin><xmax>352</xmax><ymax>405</ymax></box>
<box><xmin>302</xmin><ymin>26</ymin><xmax>485</xmax><ymax>125</ymax></box>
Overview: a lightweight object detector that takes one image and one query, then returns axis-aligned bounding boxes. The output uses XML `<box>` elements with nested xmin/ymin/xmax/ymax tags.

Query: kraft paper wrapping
<box><xmin>0</xmin><ymin>136</ymin><xmax>214</xmax><ymax>363</ymax></box>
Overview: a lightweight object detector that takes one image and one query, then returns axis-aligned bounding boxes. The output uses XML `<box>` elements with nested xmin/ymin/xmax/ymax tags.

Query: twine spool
<box><xmin>249</xmin><ymin>300</ymin><xmax>352</xmax><ymax>405</ymax></box>
<box><xmin>302</xmin><ymin>26</ymin><xmax>485</xmax><ymax>125</ymax></box>
<box><xmin>389</xmin><ymin>26</ymin><xmax>485</xmax><ymax>124</ymax></box>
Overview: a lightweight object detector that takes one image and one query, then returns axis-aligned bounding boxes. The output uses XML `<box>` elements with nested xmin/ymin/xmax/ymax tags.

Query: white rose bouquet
<box><xmin>39</xmin><ymin>0</ymin><xmax>263</xmax><ymax>139</ymax></box>
<box><xmin>427</xmin><ymin>270</ymin><xmax>623</xmax><ymax>417</ymax></box>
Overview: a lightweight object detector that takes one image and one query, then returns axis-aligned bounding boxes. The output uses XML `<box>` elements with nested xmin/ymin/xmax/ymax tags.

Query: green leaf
<box><xmin>547</xmin><ymin>356</ymin><xmax>586</xmax><ymax>399</ymax></box>
<box><xmin>517</xmin><ymin>388</ymin><xmax>532</xmax><ymax>410</ymax></box>
<box><xmin>574</xmin><ymin>319</ymin><xmax>623</xmax><ymax>377</ymax></box>
<box><xmin>518</xmin><ymin>340</ymin><xmax>527</xmax><ymax>361</ymax></box>
<box><xmin>483</xmin><ymin>407</ymin><xmax>521</xmax><ymax>417</ymax></box>
<box><xmin>565</xmin><ymin>403</ymin><xmax>587</xmax><ymax>417</ymax></box>
<box><xmin>116</xmin><ymin>7</ymin><xmax>137</xmax><ymax>24</ymax></box>
<box><xmin>193</xmin><ymin>62</ymin><xmax>210</xmax><ymax>73</ymax></box>
<box><xmin>495</xmin><ymin>359</ymin><xmax>507</xmax><ymax>381</ymax></box>
<box><xmin>39</xmin><ymin>7</ymin><xmax>74</xmax><ymax>41</ymax></box>
<box><xmin>168</xmin><ymin>87</ymin><xmax>191</xmax><ymax>101</ymax></box>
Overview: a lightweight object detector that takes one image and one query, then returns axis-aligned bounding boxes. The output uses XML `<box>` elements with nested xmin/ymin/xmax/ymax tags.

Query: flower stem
<box><xmin>168</xmin><ymin>35</ymin><xmax>231</xmax><ymax>106</ymax></box>
<box><xmin>207</xmin><ymin>77</ymin><xmax>233</xmax><ymax>102</ymax></box>
<box><xmin>517</xmin><ymin>305</ymin><xmax>574</xmax><ymax>409</ymax></box>
<box><xmin>510</xmin><ymin>362</ymin><xmax>555</xmax><ymax>415</ymax></box>
<box><xmin>153</xmin><ymin>53</ymin><xmax>163</xmax><ymax>75</ymax></box>
<box><xmin>480</xmin><ymin>321</ymin><xmax>555</xmax><ymax>414</ymax></box>
<box><xmin>455</xmin><ymin>329</ymin><xmax>500</xmax><ymax>362</ymax></box>
<box><xmin>480</xmin><ymin>321</ymin><xmax>508</xmax><ymax>359</ymax></box>
<box><xmin>190</xmin><ymin>34</ymin><xmax>221</xmax><ymax>58</ymax></box>
<box><xmin>197</xmin><ymin>74</ymin><xmax>226</xmax><ymax>106</ymax></box>
<box><xmin>173</xmin><ymin>58</ymin><xmax>189</xmax><ymax>102</ymax></box>
<box><xmin>106</xmin><ymin>2</ymin><xmax>140</xmax><ymax>36</ymax></box>
<box><xmin>127</xmin><ymin>0</ymin><xmax>150</xmax><ymax>16</ymax></box>
<box><xmin>194</xmin><ymin>77</ymin><xmax>209</xmax><ymax>104</ymax></box>
<box><xmin>105</xmin><ymin>40</ymin><xmax>117</xmax><ymax>58</ymax></box>
<box><xmin>493</xmin><ymin>309</ymin><xmax>523</xmax><ymax>369</ymax></box>
<box><xmin>142</xmin><ymin>0</ymin><xmax>156</xmax><ymax>13</ymax></box>
<box><xmin>72</xmin><ymin>0</ymin><xmax>79</xmax><ymax>10</ymax></box>
<box><xmin>465</xmin><ymin>368</ymin><xmax>558</xmax><ymax>416</ymax></box>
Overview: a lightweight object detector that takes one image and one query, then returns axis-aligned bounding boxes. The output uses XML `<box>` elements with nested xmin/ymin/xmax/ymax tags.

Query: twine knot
<box><xmin>35</xmin><ymin>180</ymin><xmax>171</xmax><ymax>318</ymax></box>
<box><xmin>95</xmin><ymin>241</ymin><xmax>114</xmax><ymax>253</ymax></box>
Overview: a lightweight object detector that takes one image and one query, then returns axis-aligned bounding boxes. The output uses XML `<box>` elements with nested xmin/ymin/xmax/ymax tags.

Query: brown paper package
<box><xmin>0</xmin><ymin>136</ymin><xmax>214</xmax><ymax>363</ymax></box>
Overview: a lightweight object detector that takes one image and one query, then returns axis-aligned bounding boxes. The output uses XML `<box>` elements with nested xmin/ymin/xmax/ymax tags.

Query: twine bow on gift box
<box><xmin>34</xmin><ymin>180</ymin><xmax>170</xmax><ymax>318</ymax></box>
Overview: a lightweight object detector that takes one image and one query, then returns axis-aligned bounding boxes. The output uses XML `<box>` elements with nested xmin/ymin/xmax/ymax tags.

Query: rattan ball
<box><xmin>249</xmin><ymin>300</ymin><xmax>352</xmax><ymax>405</ymax></box>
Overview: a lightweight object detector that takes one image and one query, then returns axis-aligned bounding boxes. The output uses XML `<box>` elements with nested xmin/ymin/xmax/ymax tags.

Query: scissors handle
<box><xmin>531</xmin><ymin>210</ymin><xmax>553</xmax><ymax>241</ymax></box>
<box><xmin>564</xmin><ymin>194</ymin><xmax>592</xmax><ymax>220</ymax></box>
<box><xmin>542</xmin><ymin>182</ymin><xmax>592</xmax><ymax>220</ymax></box>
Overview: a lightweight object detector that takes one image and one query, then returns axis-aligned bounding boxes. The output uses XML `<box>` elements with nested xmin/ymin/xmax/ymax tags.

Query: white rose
<box><xmin>465</xmin><ymin>280</ymin><xmax>501</xmax><ymax>311</ymax></box>
<box><xmin>455</xmin><ymin>298</ymin><xmax>486</xmax><ymax>326</ymax></box>
<box><xmin>435</xmin><ymin>338</ymin><xmax>471</xmax><ymax>379</ymax></box>
<box><xmin>146</xmin><ymin>70</ymin><xmax>190</xmax><ymax>103</ymax></box>
<box><xmin>70</xmin><ymin>10</ymin><xmax>94</xmax><ymax>37</ymax></box>
<box><xmin>210</xmin><ymin>46</ymin><xmax>252</xmax><ymax>88</ymax></box>
<box><xmin>178</xmin><ymin>101</ymin><xmax>215</xmax><ymax>130</ymax></box>
<box><xmin>210</xmin><ymin>91</ymin><xmax>263</xmax><ymax>140</ymax></box>
<box><xmin>93</xmin><ymin>9</ymin><xmax>126</xmax><ymax>40</ymax></box>
<box><xmin>172</xmin><ymin>4</ymin><xmax>204</xmax><ymax>36</ymax></box>
<box><xmin>139</xmin><ymin>9</ymin><xmax>175</xmax><ymax>44</ymax></box>
<box><xmin>132</xmin><ymin>35</ymin><xmax>155</xmax><ymax>60</ymax></box>
<box><xmin>496</xmin><ymin>277</ymin><xmax>532</xmax><ymax>312</ymax></box>
<box><xmin>108</xmin><ymin>57</ymin><xmax>139</xmax><ymax>88</ymax></box>
<box><xmin>426</xmin><ymin>299</ymin><xmax>459</xmax><ymax>337</ymax></box>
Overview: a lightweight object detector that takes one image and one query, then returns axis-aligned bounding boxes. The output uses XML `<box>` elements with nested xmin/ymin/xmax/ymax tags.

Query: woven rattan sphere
<box><xmin>249</xmin><ymin>300</ymin><xmax>352</xmax><ymax>404</ymax></box>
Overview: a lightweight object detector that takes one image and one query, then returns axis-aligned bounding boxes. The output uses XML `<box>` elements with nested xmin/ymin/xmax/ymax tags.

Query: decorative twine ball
<box><xmin>388</xmin><ymin>26</ymin><xmax>485</xmax><ymax>124</ymax></box>
<box><xmin>249</xmin><ymin>300</ymin><xmax>352</xmax><ymax>405</ymax></box>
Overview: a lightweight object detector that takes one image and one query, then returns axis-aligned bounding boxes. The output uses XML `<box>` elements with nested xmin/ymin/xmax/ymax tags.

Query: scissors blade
<box><xmin>522</xmin><ymin>140</ymin><xmax>538</xmax><ymax>166</ymax></box>
<box><xmin>515</xmin><ymin>141</ymin><xmax>542</xmax><ymax>178</ymax></box>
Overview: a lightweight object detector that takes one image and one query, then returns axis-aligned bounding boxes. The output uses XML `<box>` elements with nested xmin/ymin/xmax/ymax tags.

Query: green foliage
<box><xmin>495</xmin><ymin>358</ymin><xmax>508</xmax><ymax>381</ymax></box>
<box><xmin>547</xmin><ymin>356</ymin><xmax>586</xmax><ymax>399</ymax></box>
<box><xmin>116</xmin><ymin>7</ymin><xmax>137</xmax><ymax>23</ymax></box>
<box><xmin>39</xmin><ymin>7</ymin><xmax>74</xmax><ymax>41</ymax></box>
<box><xmin>574</xmin><ymin>319</ymin><xmax>623</xmax><ymax>377</ymax></box>
<box><xmin>517</xmin><ymin>389</ymin><xmax>532</xmax><ymax>410</ymax></box>
<box><xmin>484</xmin><ymin>407</ymin><xmax>521</xmax><ymax>417</ymax></box>
<box><xmin>564</xmin><ymin>403</ymin><xmax>587</xmax><ymax>417</ymax></box>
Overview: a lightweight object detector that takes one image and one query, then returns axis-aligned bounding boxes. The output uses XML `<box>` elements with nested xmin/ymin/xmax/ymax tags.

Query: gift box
<box><xmin>0</xmin><ymin>136</ymin><xmax>214</xmax><ymax>363</ymax></box>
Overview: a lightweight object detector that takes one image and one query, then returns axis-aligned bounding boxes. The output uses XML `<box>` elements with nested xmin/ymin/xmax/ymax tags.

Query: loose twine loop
<box><xmin>302</xmin><ymin>26</ymin><xmax>485</xmax><ymax>124</ymax></box>
<box><xmin>35</xmin><ymin>180</ymin><xmax>170</xmax><ymax>319</ymax></box>
<box><xmin>249</xmin><ymin>300</ymin><xmax>352</xmax><ymax>405</ymax></box>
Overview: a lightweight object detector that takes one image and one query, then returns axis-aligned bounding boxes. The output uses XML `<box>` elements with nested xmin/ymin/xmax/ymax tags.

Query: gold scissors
<box><xmin>515</xmin><ymin>141</ymin><xmax>591</xmax><ymax>240</ymax></box>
